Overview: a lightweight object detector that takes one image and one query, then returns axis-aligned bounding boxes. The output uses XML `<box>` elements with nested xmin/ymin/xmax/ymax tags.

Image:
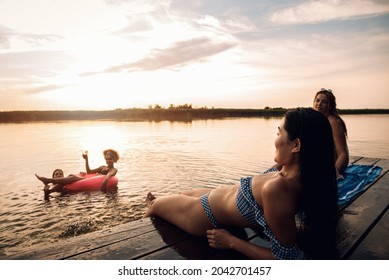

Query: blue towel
<box><xmin>337</xmin><ymin>164</ymin><xmax>383</xmax><ymax>206</ymax></box>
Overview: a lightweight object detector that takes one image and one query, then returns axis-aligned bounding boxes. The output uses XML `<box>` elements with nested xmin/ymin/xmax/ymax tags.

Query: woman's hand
<box><xmin>101</xmin><ymin>181</ymin><xmax>107</xmax><ymax>192</ymax></box>
<box><xmin>82</xmin><ymin>151</ymin><xmax>88</xmax><ymax>160</ymax></box>
<box><xmin>206</xmin><ymin>229</ymin><xmax>234</xmax><ymax>250</ymax></box>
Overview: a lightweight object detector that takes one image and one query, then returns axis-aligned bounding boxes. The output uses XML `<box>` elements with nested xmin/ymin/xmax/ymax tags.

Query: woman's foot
<box><xmin>35</xmin><ymin>174</ymin><xmax>50</xmax><ymax>185</ymax></box>
<box><xmin>145</xmin><ymin>192</ymin><xmax>156</xmax><ymax>207</ymax></box>
<box><xmin>144</xmin><ymin>192</ymin><xmax>156</xmax><ymax>217</ymax></box>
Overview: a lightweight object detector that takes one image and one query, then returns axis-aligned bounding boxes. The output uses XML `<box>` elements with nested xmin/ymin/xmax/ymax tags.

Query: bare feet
<box><xmin>35</xmin><ymin>174</ymin><xmax>50</xmax><ymax>185</ymax></box>
<box><xmin>144</xmin><ymin>192</ymin><xmax>156</xmax><ymax>217</ymax></box>
<box><xmin>145</xmin><ymin>192</ymin><xmax>156</xmax><ymax>207</ymax></box>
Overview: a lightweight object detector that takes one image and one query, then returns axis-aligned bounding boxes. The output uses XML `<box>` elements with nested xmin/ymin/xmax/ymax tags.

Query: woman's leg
<box><xmin>180</xmin><ymin>188</ymin><xmax>213</xmax><ymax>197</ymax></box>
<box><xmin>144</xmin><ymin>192</ymin><xmax>213</xmax><ymax>236</ymax></box>
<box><xmin>35</xmin><ymin>174</ymin><xmax>84</xmax><ymax>185</ymax></box>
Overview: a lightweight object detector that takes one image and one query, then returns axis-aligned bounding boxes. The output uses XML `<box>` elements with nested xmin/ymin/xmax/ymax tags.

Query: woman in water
<box><xmin>36</xmin><ymin>149</ymin><xmax>119</xmax><ymax>193</ymax></box>
<box><xmin>144</xmin><ymin>108</ymin><xmax>338</xmax><ymax>259</ymax></box>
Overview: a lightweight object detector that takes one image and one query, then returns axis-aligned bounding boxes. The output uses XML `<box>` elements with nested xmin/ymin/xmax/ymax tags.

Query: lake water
<box><xmin>0</xmin><ymin>114</ymin><xmax>388</xmax><ymax>258</ymax></box>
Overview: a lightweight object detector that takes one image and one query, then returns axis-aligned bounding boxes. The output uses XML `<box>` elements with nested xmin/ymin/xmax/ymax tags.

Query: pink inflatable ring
<box><xmin>64</xmin><ymin>173</ymin><xmax>118</xmax><ymax>192</ymax></box>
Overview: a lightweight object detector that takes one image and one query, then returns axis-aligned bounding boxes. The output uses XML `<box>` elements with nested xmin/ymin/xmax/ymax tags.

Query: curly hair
<box><xmin>103</xmin><ymin>149</ymin><xmax>120</xmax><ymax>163</ymax></box>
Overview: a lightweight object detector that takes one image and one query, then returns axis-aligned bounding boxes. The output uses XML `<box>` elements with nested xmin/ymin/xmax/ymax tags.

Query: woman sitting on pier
<box><xmin>144</xmin><ymin>108</ymin><xmax>338</xmax><ymax>259</ymax></box>
<box><xmin>313</xmin><ymin>88</ymin><xmax>349</xmax><ymax>177</ymax></box>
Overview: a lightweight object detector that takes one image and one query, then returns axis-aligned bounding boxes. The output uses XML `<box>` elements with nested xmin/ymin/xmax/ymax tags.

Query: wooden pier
<box><xmin>5</xmin><ymin>156</ymin><xmax>389</xmax><ymax>260</ymax></box>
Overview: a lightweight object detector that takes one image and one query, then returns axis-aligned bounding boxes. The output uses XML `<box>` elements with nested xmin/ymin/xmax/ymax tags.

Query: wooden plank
<box><xmin>344</xmin><ymin>158</ymin><xmax>389</xmax><ymax>259</ymax></box>
<box><xmin>348</xmin><ymin>209</ymin><xmax>389</xmax><ymax>259</ymax></box>
<box><xmin>352</xmin><ymin>157</ymin><xmax>381</xmax><ymax>166</ymax></box>
<box><xmin>68</xmin><ymin>231</ymin><xmax>174</xmax><ymax>260</ymax></box>
<box><xmin>138</xmin><ymin>246</ymin><xmax>188</xmax><ymax>260</ymax></box>
<box><xmin>337</xmin><ymin>171</ymin><xmax>389</xmax><ymax>259</ymax></box>
<box><xmin>75</xmin><ymin>219</ymin><xmax>250</xmax><ymax>260</ymax></box>
<box><xmin>375</xmin><ymin>159</ymin><xmax>389</xmax><ymax>172</ymax></box>
<box><xmin>139</xmin><ymin>235</ymin><xmax>220</xmax><ymax>260</ymax></box>
<box><xmin>349</xmin><ymin>156</ymin><xmax>363</xmax><ymax>164</ymax></box>
<box><xmin>66</xmin><ymin>217</ymin><xmax>193</xmax><ymax>260</ymax></box>
<box><xmin>140</xmin><ymin>228</ymin><xmax>255</xmax><ymax>260</ymax></box>
<box><xmin>7</xmin><ymin>218</ymin><xmax>158</xmax><ymax>260</ymax></box>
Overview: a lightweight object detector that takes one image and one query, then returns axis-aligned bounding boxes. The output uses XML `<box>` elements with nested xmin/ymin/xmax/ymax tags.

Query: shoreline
<box><xmin>1</xmin><ymin>108</ymin><xmax>389</xmax><ymax>123</ymax></box>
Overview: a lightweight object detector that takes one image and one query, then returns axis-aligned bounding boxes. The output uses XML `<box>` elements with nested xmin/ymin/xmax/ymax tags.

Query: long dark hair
<box><xmin>284</xmin><ymin>108</ymin><xmax>338</xmax><ymax>259</ymax></box>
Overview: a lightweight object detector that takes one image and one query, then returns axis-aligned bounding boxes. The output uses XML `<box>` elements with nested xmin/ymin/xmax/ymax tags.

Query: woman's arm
<box><xmin>207</xmin><ymin>229</ymin><xmax>276</xmax><ymax>259</ymax></box>
<box><xmin>101</xmin><ymin>167</ymin><xmax>118</xmax><ymax>191</ymax></box>
<box><xmin>83</xmin><ymin>153</ymin><xmax>92</xmax><ymax>174</ymax></box>
<box><xmin>329</xmin><ymin>116</ymin><xmax>349</xmax><ymax>175</ymax></box>
<box><xmin>83</xmin><ymin>154</ymin><xmax>105</xmax><ymax>174</ymax></box>
<box><xmin>87</xmin><ymin>166</ymin><xmax>104</xmax><ymax>174</ymax></box>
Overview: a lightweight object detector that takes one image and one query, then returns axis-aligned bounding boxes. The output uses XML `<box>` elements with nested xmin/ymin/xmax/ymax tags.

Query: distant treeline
<box><xmin>1</xmin><ymin>106</ymin><xmax>388</xmax><ymax>123</ymax></box>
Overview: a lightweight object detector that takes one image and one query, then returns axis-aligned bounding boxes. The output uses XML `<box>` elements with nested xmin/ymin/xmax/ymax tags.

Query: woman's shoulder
<box><xmin>328</xmin><ymin>114</ymin><xmax>339</xmax><ymax>123</ymax></box>
<box><xmin>328</xmin><ymin>114</ymin><xmax>344</xmax><ymax>125</ymax></box>
<box><xmin>107</xmin><ymin>166</ymin><xmax>118</xmax><ymax>174</ymax></box>
<box><xmin>262</xmin><ymin>174</ymin><xmax>293</xmax><ymax>200</ymax></box>
<box><xmin>262</xmin><ymin>176</ymin><xmax>297</xmax><ymax>216</ymax></box>
<box><xmin>328</xmin><ymin>114</ymin><xmax>347</xmax><ymax>134</ymax></box>
<box><xmin>267</xmin><ymin>171</ymin><xmax>301</xmax><ymax>196</ymax></box>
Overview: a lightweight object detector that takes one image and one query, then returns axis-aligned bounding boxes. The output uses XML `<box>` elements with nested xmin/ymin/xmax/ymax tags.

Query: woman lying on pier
<box><xmin>36</xmin><ymin>149</ymin><xmax>119</xmax><ymax>193</ymax></box>
<box><xmin>144</xmin><ymin>108</ymin><xmax>338</xmax><ymax>260</ymax></box>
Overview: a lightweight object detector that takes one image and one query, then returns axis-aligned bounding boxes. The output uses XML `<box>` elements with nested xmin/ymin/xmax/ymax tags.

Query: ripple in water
<box><xmin>59</xmin><ymin>219</ymin><xmax>99</xmax><ymax>238</ymax></box>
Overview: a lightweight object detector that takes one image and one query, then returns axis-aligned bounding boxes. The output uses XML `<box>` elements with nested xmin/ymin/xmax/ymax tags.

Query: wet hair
<box><xmin>103</xmin><ymin>149</ymin><xmax>120</xmax><ymax>163</ymax></box>
<box><xmin>284</xmin><ymin>108</ymin><xmax>338</xmax><ymax>259</ymax></box>
<box><xmin>315</xmin><ymin>89</ymin><xmax>347</xmax><ymax>136</ymax></box>
<box><xmin>52</xmin><ymin>169</ymin><xmax>64</xmax><ymax>178</ymax></box>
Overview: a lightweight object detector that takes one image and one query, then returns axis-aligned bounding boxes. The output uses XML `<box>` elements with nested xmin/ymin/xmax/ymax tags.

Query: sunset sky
<box><xmin>1</xmin><ymin>0</ymin><xmax>388</xmax><ymax>111</ymax></box>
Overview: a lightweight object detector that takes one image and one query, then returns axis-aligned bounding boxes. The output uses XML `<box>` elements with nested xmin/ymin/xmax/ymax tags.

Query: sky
<box><xmin>1</xmin><ymin>0</ymin><xmax>389</xmax><ymax>111</ymax></box>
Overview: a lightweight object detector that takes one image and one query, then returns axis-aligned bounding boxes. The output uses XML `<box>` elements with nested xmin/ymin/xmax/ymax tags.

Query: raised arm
<box><xmin>83</xmin><ymin>152</ymin><xmax>92</xmax><ymax>174</ymax></box>
<box><xmin>83</xmin><ymin>152</ymin><xmax>104</xmax><ymax>174</ymax></box>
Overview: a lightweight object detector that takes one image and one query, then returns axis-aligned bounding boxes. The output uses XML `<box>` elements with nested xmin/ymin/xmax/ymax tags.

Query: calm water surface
<box><xmin>0</xmin><ymin>115</ymin><xmax>388</xmax><ymax>257</ymax></box>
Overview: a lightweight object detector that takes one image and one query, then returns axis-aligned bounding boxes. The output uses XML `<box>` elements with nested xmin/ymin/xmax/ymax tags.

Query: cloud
<box><xmin>195</xmin><ymin>14</ymin><xmax>258</xmax><ymax>34</ymax></box>
<box><xmin>0</xmin><ymin>50</ymin><xmax>75</xmax><ymax>98</ymax></box>
<box><xmin>0</xmin><ymin>25</ymin><xmax>14</xmax><ymax>48</ymax></box>
<box><xmin>16</xmin><ymin>33</ymin><xmax>61</xmax><ymax>46</ymax></box>
<box><xmin>0</xmin><ymin>51</ymin><xmax>75</xmax><ymax>78</ymax></box>
<box><xmin>270</xmin><ymin>0</ymin><xmax>389</xmax><ymax>25</ymax></box>
<box><xmin>0</xmin><ymin>83</ymin><xmax>65</xmax><ymax>96</ymax></box>
<box><xmin>0</xmin><ymin>25</ymin><xmax>61</xmax><ymax>49</ymax></box>
<box><xmin>83</xmin><ymin>37</ymin><xmax>235</xmax><ymax>75</ymax></box>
